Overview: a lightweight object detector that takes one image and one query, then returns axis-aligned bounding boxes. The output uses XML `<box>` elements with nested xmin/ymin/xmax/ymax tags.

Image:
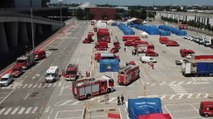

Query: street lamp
<box><xmin>30</xmin><ymin>0</ymin><xmax>35</xmax><ymax>51</ymax></box>
<box><xmin>59</xmin><ymin>0</ymin><xmax>63</xmax><ymax>29</ymax></box>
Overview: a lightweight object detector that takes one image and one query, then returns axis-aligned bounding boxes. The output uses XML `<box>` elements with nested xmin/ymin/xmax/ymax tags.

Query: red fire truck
<box><xmin>62</xmin><ymin>64</ymin><xmax>80</xmax><ymax>81</ymax></box>
<box><xmin>117</xmin><ymin>65</ymin><xmax>140</xmax><ymax>86</ymax></box>
<box><xmin>72</xmin><ymin>75</ymin><xmax>114</xmax><ymax>100</ymax></box>
<box><xmin>16</xmin><ymin>51</ymin><xmax>35</xmax><ymax>69</ymax></box>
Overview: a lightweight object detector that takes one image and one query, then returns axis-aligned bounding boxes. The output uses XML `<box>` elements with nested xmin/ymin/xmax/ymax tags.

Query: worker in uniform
<box><xmin>117</xmin><ymin>96</ymin><xmax>120</xmax><ymax>105</ymax></box>
<box><xmin>121</xmin><ymin>95</ymin><xmax>124</xmax><ymax>105</ymax></box>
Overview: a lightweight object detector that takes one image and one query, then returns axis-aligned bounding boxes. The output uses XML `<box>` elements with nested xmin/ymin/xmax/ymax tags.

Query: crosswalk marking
<box><xmin>4</xmin><ymin>107</ymin><xmax>12</xmax><ymax>115</ymax></box>
<box><xmin>178</xmin><ymin>81</ymin><xmax>184</xmax><ymax>85</ymax></box>
<box><xmin>177</xmin><ymin>94</ymin><xmax>185</xmax><ymax>99</ymax></box>
<box><xmin>33</xmin><ymin>84</ymin><xmax>37</xmax><ymax>88</ymax></box>
<box><xmin>48</xmin><ymin>83</ymin><xmax>52</xmax><ymax>87</ymax></box>
<box><xmin>186</xmin><ymin>81</ymin><xmax>192</xmax><ymax>84</ymax></box>
<box><xmin>159</xmin><ymin>82</ymin><xmax>166</xmax><ymax>85</ymax></box>
<box><xmin>31</xmin><ymin>107</ymin><xmax>38</xmax><ymax>114</ymax></box>
<box><xmin>161</xmin><ymin>95</ymin><xmax>167</xmax><ymax>100</ymax></box>
<box><xmin>0</xmin><ymin>108</ymin><xmax>6</xmax><ymax>115</ymax></box>
<box><xmin>170</xmin><ymin>85</ymin><xmax>188</xmax><ymax>94</ymax></box>
<box><xmin>28</xmin><ymin>84</ymin><xmax>33</xmax><ymax>88</ymax></box>
<box><xmin>196</xmin><ymin>93</ymin><xmax>201</xmax><ymax>98</ymax></box>
<box><xmin>169</xmin><ymin>94</ymin><xmax>175</xmax><ymax>99</ymax></box>
<box><xmin>11</xmin><ymin>107</ymin><xmax>19</xmax><ymax>115</ymax></box>
<box><xmin>187</xmin><ymin>94</ymin><xmax>193</xmax><ymax>99</ymax></box>
<box><xmin>25</xmin><ymin>107</ymin><xmax>32</xmax><ymax>114</ymax></box>
<box><xmin>23</xmin><ymin>84</ymin><xmax>28</xmax><ymax>88</ymax></box>
<box><xmin>204</xmin><ymin>94</ymin><xmax>209</xmax><ymax>98</ymax></box>
<box><xmin>108</xmin><ymin>97</ymin><xmax>116</xmax><ymax>102</ymax></box>
<box><xmin>18</xmin><ymin>107</ymin><xmax>25</xmax><ymax>114</ymax></box>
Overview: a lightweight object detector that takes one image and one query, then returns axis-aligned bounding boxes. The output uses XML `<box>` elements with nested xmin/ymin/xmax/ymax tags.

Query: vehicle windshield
<box><xmin>46</xmin><ymin>73</ymin><xmax>54</xmax><ymax>77</ymax></box>
<box><xmin>17</xmin><ymin>60</ymin><xmax>26</xmax><ymax>64</ymax></box>
<box><xmin>66</xmin><ymin>70</ymin><xmax>76</xmax><ymax>75</ymax></box>
<box><xmin>1</xmin><ymin>78</ymin><xmax>8</xmax><ymax>81</ymax></box>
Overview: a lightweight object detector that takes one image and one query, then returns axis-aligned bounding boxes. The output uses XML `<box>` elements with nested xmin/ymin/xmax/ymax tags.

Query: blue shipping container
<box><xmin>100</xmin><ymin>59</ymin><xmax>119</xmax><ymax>72</ymax></box>
<box><xmin>128</xmin><ymin>97</ymin><xmax>162</xmax><ymax>119</ymax></box>
<box><xmin>197</xmin><ymin>62</ymin><xmax>213</xmax><ymax>75</ymax></box>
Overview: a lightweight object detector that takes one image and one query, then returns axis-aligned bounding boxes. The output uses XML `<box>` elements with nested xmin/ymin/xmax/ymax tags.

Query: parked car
<box><xmin>140</xmin><ymin>56</ymin><xmax>157</xmax><ymax>63</ymax></box>
<box><xmin>175</xmin><ymin>59</ymin><xmax>183</xmax><ymax>65</ymax></box>
<box><xmin>166</xmin><ymin>40</ymin><xmax>179</xmax><ymax>46</ymax></box>
<box><xmin>199</xmin><ymin>101</ymin><xmax>213</xmax><ymax>117</ymax></box>
<box><xmin>0</xmin><ymin>74</ymin><xmax>14</xmax><ymax>87</ymax></box>
<box><xmin>34</xmin><ymin>50</ymin><xmax>46</xmax><ymax>60</ymax></box>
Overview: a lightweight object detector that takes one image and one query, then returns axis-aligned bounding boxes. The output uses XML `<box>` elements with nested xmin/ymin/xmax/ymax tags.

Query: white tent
<box><xmin>106</xmin><ymin>20</ymin><xmax>115</xmax><ymax>25</ymax></box>
<box><xmin>141</xmin><ymin>32</ymin><xmax>149</xmax><ymax>38</ymax></box>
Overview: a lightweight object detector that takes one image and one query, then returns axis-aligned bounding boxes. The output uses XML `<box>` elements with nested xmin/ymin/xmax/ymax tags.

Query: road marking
<box><xmin>18</xmin><ymin>107</ymin><xmax>25</xmax><ymax>114</ymax></box>
<box><xmin>186</xmin><ymin>81</ymin><xmax>192</xmax><ymax>84</ymax></box>
<box><xmin>45</xmin><ymin>106</ymin><xmax>50</xmax><ymax>113</ymax></box>
<box><xmin>161</xmin><ymin>95</ymin><xmax>167</xmax><ymax>100</ymax></box>
<box><xmin>25</xmin><ymin>107</ymin><xmax>32</xmax><ymax>114</ymax></box>
<box><xmin>59</xmin><ymin>82</ymin><xmax>65</xmax><ymax>95</ymax></box>
<box><xmin>53</xmin><ymin>83</ymin><xmax>57</xmax><ymax>87</ymax></box>
<box><xmin>108</xmin><ymin>97</ymin><xmax>116</xmax><ymax>102</ymax></box>
<box><xmin>31</xmin><ymin>107</ymin><xmax>38</xmax><ymax>114</ymax></box>
<box><xmin>11</xmin><ymin>107</ymin><xmax>19</xmax><ymax>115</ymax></box>
<box><xmin>48</xmin><ymin>83</ymin><xmax>52</xmax><ymax>87</ymax></box>
<box><xmin>23</xmin><ymin>84</ymin><xmax>28</xmax><ymax>88</ymax></box>
<box><xmin>178</xmin><ymin>81</ymin><xmax>184</xmax><ymax>85</ymax></box>
<box><xmin>24</xmin><ymin>92</ymin><xmax>30</xmax><ymax>100</ymax></box>
<box><xmin>178</xmin><ymin>94</ymin><xmax>185</xmax><ymax>99</ymax></box>
<box><xmin>204</xmin><ymin>94</ymin><xmax>209</xmax><ymax>98</ymax></box>
<box><xmin>58</xmin><ymin>82</ymin><xmax>62</xmax><ymax>87</ymax></box>
<box><xmin>60</xmin><ymin>100</ymin><xmax>73</xmax><ymax>106</ymax></box>
<box><xmin>72</xmin><ymin>101</ymin><xmax>80</xmax><ymax>105</ymax></box>
<box><xmin>0</xmin><ymin>108</ymin><xmax>6</xmax><ymax>115</ymax></box>
<box><xmin>159</xmin><ymin>82</ymin><xmax>166</xmax><ymax>85</ymax></box>
<box><xmin>33</xmin><ymin>84</ymin><xmax>37</xmax><ymax>88</ymax></box>
<box><xmin>196</xmin><ymin>93</ymin><xmax>201</xmax><ymax>98</ymax></box>
<box><xmin>169</xmin><ymin>81</ymin><xmax>176</xmax><ymax>85</ymax></box>
<box><xmin>38</xmin><ymin>83</ymin><xmax>42</xmax><ymax>88</ymax></box>
<box><xmin>3</xmin><ymin>107</ymin><xmax>12</xmax><ymax>115</ymax></box>
<box><xmin>187</xmin><ymin>94</ymin><xmax>193</xmax><ymax>99</ymax></box>
<box><xmin>150</xmin><ymin>83</ymin><xmax>156</xmax><ymax>86</ymax></box>
<box><xmin>28</xmin><ymin>84</ymin><xmax>33</xmax><ymax>88</ymax></box>
<box><xmin>0</xmin><ymin>89</ymin><xmax>15</xmax><ymax>105</ymax></box>
<box><xmin>169</xmin><ymin>94</ymin><xmax>175</xmax><ymax>99</ymax></box>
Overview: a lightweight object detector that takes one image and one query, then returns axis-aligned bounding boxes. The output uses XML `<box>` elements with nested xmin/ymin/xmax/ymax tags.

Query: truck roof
<box><xmin>100</xmin><ymin>53</ymin><xmax>115</xmax><ymax>57</ymax></box>
<box><xmin>17</xmin><ymin>56</ymin><xmax>28</xmax><ymax>60</ymax></box>
<box><xmin>46</xmin><ymin>66</ymin><xmax>58</xmax><ymax>74</ymax></box>
<box><xmin>75</xmin><ymin>75</ymin><xmax>112</xmax><ymax>87</ymax></box>
<box><xmin>185</xmin><ymin>59</ymin><xmax>213</xmax><ymax>63</ymax></box>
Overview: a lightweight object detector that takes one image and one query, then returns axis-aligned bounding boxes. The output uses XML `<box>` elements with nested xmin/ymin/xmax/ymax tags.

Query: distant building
<box><xmin>0</xmin><ymin>0</ymin><xmax>50</xmax><ymax>8</ymax></box>
<box><xmin>156</xmin><ymin>11</ymin><xmax>213</xmax><ymax>26</ymax></box>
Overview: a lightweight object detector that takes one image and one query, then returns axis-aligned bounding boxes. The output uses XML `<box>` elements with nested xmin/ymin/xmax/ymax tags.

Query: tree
<box><xmin>76</xmin><ymin>8</ymin><xmax>84</xmax><ymax>20</ymax></box>
<box><xmin>139</xmin><ymin>9</ymin><xmax>147</xmax><ymax>20</ymax></box>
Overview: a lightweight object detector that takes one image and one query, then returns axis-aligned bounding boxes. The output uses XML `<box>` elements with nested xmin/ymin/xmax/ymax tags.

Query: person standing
<box><xmin>117</xmin><ymin>96</ymin><xmax>120</xmax><ymax>105</ymax></box>
<box><xmin>121</xmin><ymin>95</ymin><xmax>124</xmax><ymax>105</ymax></box>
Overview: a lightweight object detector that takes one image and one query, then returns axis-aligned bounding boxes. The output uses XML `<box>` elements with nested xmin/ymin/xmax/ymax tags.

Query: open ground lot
<box><xmin>0</xmin><ymin>19</ymin><xmax>213</xmax><ymax>119</ymax></box>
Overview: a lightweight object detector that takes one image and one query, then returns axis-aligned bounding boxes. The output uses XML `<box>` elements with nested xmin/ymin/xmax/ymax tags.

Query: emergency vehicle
<box><xmin>11</xmin><ymin>65</ymin><xmax>24</xmax><ymax>77</ymax></box>
<box><xmin>117</xmin><ymin>65</ymin><xmax>140</xmax><ymax>86</ymax></box>
<box><xmin>16</xmin><ymin>51</ymin><xmax>35</xmax><ymax>69</ymax></box>
<box><xmin>45</xmin><ymin>66</ymin><xmax>60</xmax><ymax>83</ymax></box>
<box><xmin>62</xmin><ymin>64</ymin><xmax>80</xmax><ymax>81</ymax></box>
<box><xmin>72</xmin><ymin>75</ymin><xmax>114</xmax><ymax>100</ymax></box>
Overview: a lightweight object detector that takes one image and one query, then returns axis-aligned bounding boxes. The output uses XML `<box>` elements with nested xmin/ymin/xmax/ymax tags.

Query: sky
<box><xmin>51</xmin><ymin>0</ymin><xmax>213</xmax><ymax>6</ymax></box>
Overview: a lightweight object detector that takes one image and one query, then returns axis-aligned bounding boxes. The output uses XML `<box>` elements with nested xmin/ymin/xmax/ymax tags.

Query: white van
<box><xmin>45</xmin><ymin>66</ymin><xmax>59</xmax><ymax>83</ymax></box>
<box><xmin>140</xmin><ymin>56</ymin><xmax>157</xmax><ymax>63</ymax></box>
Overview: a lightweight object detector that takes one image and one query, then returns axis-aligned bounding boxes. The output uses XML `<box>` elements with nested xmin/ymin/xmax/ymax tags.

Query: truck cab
<box><xmin>62</xmin><ymin>64</ymin><xmax>79</xmax><ymax>81</ymax></box>
<box><xmin>199</xmin><ymin>101</ymin><xmax>213</xmax><ymax>117</ymax></box>
<box><xmin>11</xmin><ymin>65</ymin><xmax>23</xmax><ymax>77</ymax></box>
<box><xmin>180</xmin><ymin>49</ymin><xmax>195</xmax><ymax>57</ymax></box>
<box><xmin>16</xmin><ymin>52</ymin><xmax>35</xmax><ymax>69</ymax></box>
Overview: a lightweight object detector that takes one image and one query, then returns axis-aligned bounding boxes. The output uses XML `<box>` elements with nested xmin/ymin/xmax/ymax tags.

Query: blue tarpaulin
<box><xmin>128</xmin><ymin>97</ymin><xmax>162</xmax><ymax>119</ymax></box>
<box><xmin>100</xmin><ymin>59</ymin><xmax>119</xmax><ymax>72</ymax></box>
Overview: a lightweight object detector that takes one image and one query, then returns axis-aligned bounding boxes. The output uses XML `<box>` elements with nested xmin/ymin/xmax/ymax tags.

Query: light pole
<box><xmin>59</xmin><ymin>0</ymin><xmax>63</xmax><ymax>29</ymax></box>
<box><xmin>30</xmin><ymin>0</ymin><xmax>35</xmax><ymax>52</ymax></box>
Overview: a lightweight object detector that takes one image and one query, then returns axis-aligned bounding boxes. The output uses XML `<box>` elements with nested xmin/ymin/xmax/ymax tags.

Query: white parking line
<box><xmin>28</xmin><ymin>84</ymin><xmax>33</xmax><ymax>88</ymax></box>
<box><xmin>0</xmin><ymin>108</ymin><xmax>6</xmax><ymax>115</ymax></box>
<box><xmin>161</xmin><ymin>95</ymin><xmax>167</xmax><ymax>100</ymax></box>
<box><xmin>169</xmin><ymin>94</ymin><xmax>175</xmax><ymax>99</ymax></box>
<box><xmin>178</xmin><ymin>94</ymin><xmax>185</xmax><ymax>99</ymax></box>
<box><xmin>187</xmin><ymin>94</ymin><xmax>193</xmax><ymax>99</ymax></box>
<box><xmin>108</xmin><ymin>97</ymin><xmax>116</xmax><ymax>102</ymax></box>
<box><xmin>196</xmin><ymin>93</ymin><xmax>201</xmax><ymax>98</ymax></box>
<box><xmin>186</xmin><ymin>81</ymin><xmax>192</xmax><ymax>84</ymax></box>
<box><xmin>33</xmin><ymin>84</ymin><xmax>37</xmax><ymax>88</ymax></box>
<box><xmin>0</xmin><ymin>89</ymin><xmax>15</xmax><ymax>105</ymax></box>
<box><xmin>204</xmin><ymin>94</ymin><xmax>209</xmax><ymax>98</ymax></box>
<box><xmin>159</xmin><ymin>82</ymin><xmax>166</xmax><ymax>85</ymax></box>
<box><xmin>72</xmin><ymin>101</ymin><xmax>80</xmax><ymax>105</ymax></box>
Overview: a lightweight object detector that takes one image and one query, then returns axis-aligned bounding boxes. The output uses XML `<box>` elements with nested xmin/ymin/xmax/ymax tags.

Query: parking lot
<box><xmin>0</xmin><ymin>20</ymin><xmax>212</xmax><ymax>119</ymax></box>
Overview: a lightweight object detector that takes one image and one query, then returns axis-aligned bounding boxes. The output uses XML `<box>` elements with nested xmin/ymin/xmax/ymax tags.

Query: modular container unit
<box><xmin>117</xmin><ymin>23</ymin><xmax>135</xmax><ymax>35</ymax></box>
<box><xmin>99</xmin><ymin>59</ymin><xmax>119</xmax><ymax>72</ymax></box>
<box><xmin>159</xmin><ymin>25</ymin><xmax>187</xmax><ymax>36</ymax></box>
<box><xmin>128</xmin><ymin>97</ymin><xmax>162</xmax><ymax>119</ymax></box>
<box><xmin>197</xmin><ymin>62</ymin><xmax>213</xmax><ymax>75</ymax></box>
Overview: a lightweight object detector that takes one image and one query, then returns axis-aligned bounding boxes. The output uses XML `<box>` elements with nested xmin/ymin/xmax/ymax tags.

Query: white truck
<box><xmin>140</xmin><ymin>56</ymin><xmax>157</xmax><ymax>63</ymax></box>
<box><xmin>45</xmin><ymin>66</ymin><xmax>60</xmax><ymax>83</ymax></box>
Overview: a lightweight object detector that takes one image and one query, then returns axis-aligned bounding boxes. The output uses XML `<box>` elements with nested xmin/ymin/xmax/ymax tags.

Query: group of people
<box><xmin>117</xmin><ymin>95</ymin><xmax>124</xmax><ymax>105</ymax></box>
